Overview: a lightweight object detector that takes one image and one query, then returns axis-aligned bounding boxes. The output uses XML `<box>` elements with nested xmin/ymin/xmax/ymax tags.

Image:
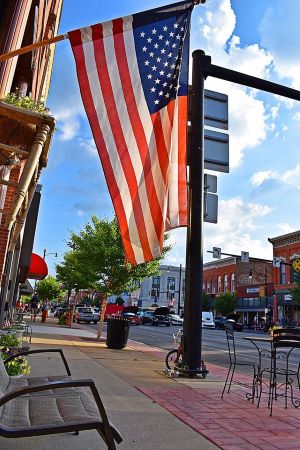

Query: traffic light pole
<box><xmin>181</xmin><ymin>49</ymin><xmax>300</xmax><ymax>378</ymax></box>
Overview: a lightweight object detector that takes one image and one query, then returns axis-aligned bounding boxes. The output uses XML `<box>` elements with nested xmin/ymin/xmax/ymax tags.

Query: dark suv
<box><xmin>141</xmin><ymin>311</ymin><xmax>155</xmax><ymax>325</ymax></box>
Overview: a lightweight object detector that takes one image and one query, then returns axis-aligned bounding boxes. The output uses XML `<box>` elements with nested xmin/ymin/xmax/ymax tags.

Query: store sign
<box><xmin>247</xmin><ymin>287</ymin><xmax>260</xmax><ymax>293</ymax></box>
<box><xmin>284</xmin><ymin>294</ymin><xmax>293</xmax><ymax>302</ymax></box>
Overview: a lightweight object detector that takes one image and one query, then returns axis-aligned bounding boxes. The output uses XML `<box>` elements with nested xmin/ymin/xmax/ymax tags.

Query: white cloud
<box><xmin>79</xmin><ymin>138</ymin><xmax>98</xmax><ymax>156</ymax></box>
<box><xmin>193</xmin><ymin>0</ymin><xmax>272</xmax><ymax>167</ymax></box>
<box><xmin>251</xmin><ymin>164</ymin><xmax>300</xmax><ymax>188</ymax></box>
<box><xmin>274</xmin><ymin>223</ymin><xmax>296</xmax><ymax>236</ymax></box>
<box><xmin>58</xmin><ymin>119</ymin><xmax>80</xmax><ymax>141</ymax></box>
<box><xmin>293</xmin><ymin>112</ymin><xmax>300</xmax><ymax>124</ymax></box>
<box><xmin>163</xmin><ymin>197</ymin><xmax>274</xmax><ymax>266</ymax></box>
<box><xmin>259</xmin><ymin>1</ymin><xmax>300</xmax><ymax>89</ymax></box>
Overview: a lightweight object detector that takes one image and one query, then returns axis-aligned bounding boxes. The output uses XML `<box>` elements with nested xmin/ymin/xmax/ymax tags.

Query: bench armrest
<box><xmin>0</xmin><ymin>379</ymin><xmax>122</xmax><ymax>445</ymax></box>
<box><xmin>4</xmin><ymin>349</ymin><xmax>71</xmax><ymax>375</ymax></box>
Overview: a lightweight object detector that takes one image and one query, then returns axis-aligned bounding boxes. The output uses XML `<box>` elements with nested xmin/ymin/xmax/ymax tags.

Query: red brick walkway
<box><xmin>127</xmin><ymin>341</ymin><xmax>300</xmax><ymax>449</ymax></box>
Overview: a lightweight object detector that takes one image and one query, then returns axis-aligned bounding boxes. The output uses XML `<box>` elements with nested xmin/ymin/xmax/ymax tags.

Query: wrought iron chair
<box><xmin>258</xmin><ymin>329</ymin><xmax>300</xmax><ymax>416</ymax></box>
<box><xmin>221</xmin><ymin>323</ymin><xmax>258</xmax><ymax>401</ymax></box>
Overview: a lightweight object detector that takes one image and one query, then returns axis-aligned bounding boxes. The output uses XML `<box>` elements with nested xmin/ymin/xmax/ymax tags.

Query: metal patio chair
<box><xmin>221</xmin><ymin>323</ymin><xmax>258</xmax><ymax>401</ymax></box>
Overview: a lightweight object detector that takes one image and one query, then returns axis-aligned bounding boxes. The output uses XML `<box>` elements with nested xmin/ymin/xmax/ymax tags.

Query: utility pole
<box><xmin>178</xmin><ymin>264</ymin><xmax>182</xmax><ymax>316</ymax></box>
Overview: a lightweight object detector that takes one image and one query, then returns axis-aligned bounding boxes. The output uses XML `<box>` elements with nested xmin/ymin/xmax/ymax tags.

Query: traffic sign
<box><xmin>292</xmin><ymin>259</ymin><xmax>300</xmax><ymax>272</ymax></box>
<box><xmin>213</xmin><ymin>247</ymin><xmax>222</xmax><ymax>259</ymax></box>
<box><xmin>273</xmin><ymin>257</ymin><xmax>281</xmax><ymax>268</ymax></box>
<box><xmin>204</xmin><ymin>193</ymin><xmax>218</xmax><ymax>223</ymax></box>
<box><xmin>204</xmin><ymin>174</ymin><xmax>217</xmax><ymax>193</ymax></box>
<box><xmin>188</xmin><ymin>88</ymin><xmax>228</xmax><ymax>130</ymax></box>
<box><xmin>241</xmin><ymin>251</ymin><xmax>249</xmax><ymax>263</ymax></box>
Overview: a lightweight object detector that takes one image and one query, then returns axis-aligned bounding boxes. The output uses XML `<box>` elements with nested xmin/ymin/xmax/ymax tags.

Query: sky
<box><xmin>33</xmin><ymin>0</ymin><xmax>300</xmax><ymax>275</ymax></box>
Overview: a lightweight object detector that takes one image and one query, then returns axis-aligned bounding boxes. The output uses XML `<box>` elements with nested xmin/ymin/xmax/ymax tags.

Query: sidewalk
<box><xmin>1</xmin><ymin>320</ymin><xmax>300</xmax><ymax>449</ymax></box>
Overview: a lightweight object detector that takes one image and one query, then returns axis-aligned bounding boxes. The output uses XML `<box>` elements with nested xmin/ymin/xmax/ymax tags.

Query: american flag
<box><xmin>69</xmin><ymin>1</ymin><xmax>193</xmax><ymax>265</ymax></box>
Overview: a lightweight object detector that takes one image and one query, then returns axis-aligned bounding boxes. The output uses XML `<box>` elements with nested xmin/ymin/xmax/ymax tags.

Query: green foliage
<box><xmin>0</xmin><ymin>334</ymin><xmax>21</xmax><ymax>348</ymax></box>
<box><xmin>215</xmin><ymin>292</ymin><xmax>237</xmax><ymax>316</ymax></box>
<box><xmin>289</xmin><ymin>272</ymin><xmax>300</xmax><ymax>305</ymax></box>
<box><xmin>56</xmin><ymin>216</ymin><xmax>171</xmax><ymax>296</ymax></box>
<box><xmin>2</xmin><ymin>91</ymin><xmax>50</xmax><ymax>115</ymax></box>
<box><xmin>35</xmin><ymin>276</ymin><xmax>63</xmax><ymax>301</ymax></box>
<box><xmin>1</xmin><ymin>353</ymin><xmax>31</xmax><ymax>376</ymax></box>
<box><xmin>21</xmin><ymin>295</ymin><xmax>31</xmax><ymax>304</ymax></box>
<box><xmin>201</xmin><ymin>293</ymin><xmax>210</xmax><ymax>311</ymax></box>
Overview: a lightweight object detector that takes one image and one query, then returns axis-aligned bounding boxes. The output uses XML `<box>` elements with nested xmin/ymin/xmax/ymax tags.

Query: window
<box><xmin>217</xmin><ymin>275</ymin><xmax>221</xmax><ymax>292</ymax></box>
<box><xmin>212</xmin><ymin>280</ymin><xmax>215</xmax><ymax>294</ymax></box>
<box><xmin>224</xmin><ymin>275</ymin><xmax>228</xmax><ymax>291</ymax></box>
<box><xmin>231</xmin><ymin>273</ymin><xmax>235</xmax><ymax>292</ymax></box>
<box><xmin>280</xmin><ymin>263</ymin><xmax>286</xmax><ymax>285</ymax></box>
<box><xmin>207</xmin><ymin>281</ymin><xmax>211</xmax><ymax>293</ymax></box>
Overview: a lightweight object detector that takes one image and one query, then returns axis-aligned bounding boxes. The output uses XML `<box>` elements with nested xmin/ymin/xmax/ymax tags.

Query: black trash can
<box><xmin>106</xmin><ymin>316</ymin><xmax>131</xmax><ymax>349</ymax></box>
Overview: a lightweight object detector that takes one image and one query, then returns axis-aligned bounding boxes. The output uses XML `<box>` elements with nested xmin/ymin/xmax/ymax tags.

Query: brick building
<box><xmin>268</xmin><ymin>230</ymin><xmax>300</xmax><ymax>326</ymax></box>
<box><xmin>0</xmin><ymin>0</ymin><xmax>63</xmax><ymax>322</ymax></box>
<box><xmin>203</xmin><ymin>256</ymin><xmax>273</xmax><ymax>325</ymax></box>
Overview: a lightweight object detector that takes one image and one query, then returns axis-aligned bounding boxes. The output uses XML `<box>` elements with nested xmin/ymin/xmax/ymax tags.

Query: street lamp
<box><xmin>249</xmin><ymin>268</ymin><xmax>269</xmax><ymax>327</ymax></box>
<box><xmin>43</xmin><ymin>249</ymin><xmax>58</xmax><ymax>260</ymax></box>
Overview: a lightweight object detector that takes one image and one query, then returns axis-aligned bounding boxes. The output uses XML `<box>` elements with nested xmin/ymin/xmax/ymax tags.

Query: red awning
<box><xmin>27</xmin><ymin>253</ymin><xmax>48</xmax><ymax>280</ymax></box>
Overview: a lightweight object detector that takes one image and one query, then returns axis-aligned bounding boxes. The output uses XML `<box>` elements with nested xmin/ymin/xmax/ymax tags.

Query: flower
<box><xmin>1</xmin><ymin>351</ymin><xmax>31</xmax><ymax>376</ymax></box>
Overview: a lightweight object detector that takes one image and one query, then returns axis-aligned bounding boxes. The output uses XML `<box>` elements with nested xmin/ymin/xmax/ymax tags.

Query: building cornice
<box><xmin>268</xmin><ymin>230</ymin><xmax>300</xmax><ymax>247</ymax></box>
<box><xmin>204</xmin><ymin>257</ymin><xmax>236</xmax><ymax>270</ymax></box>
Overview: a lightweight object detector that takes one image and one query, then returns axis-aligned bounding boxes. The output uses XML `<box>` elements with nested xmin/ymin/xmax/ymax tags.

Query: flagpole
<box><xmin>0</xmin><ymin>34</ymin><xmax>68</xmax><ymax>63</ymax></box>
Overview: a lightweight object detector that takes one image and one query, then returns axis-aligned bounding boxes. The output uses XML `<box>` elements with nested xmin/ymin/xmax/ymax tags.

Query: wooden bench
<box><xmin>0</xmin><ymin>349</ymin><xmax>122</xmax><ymax>449</ymax></box>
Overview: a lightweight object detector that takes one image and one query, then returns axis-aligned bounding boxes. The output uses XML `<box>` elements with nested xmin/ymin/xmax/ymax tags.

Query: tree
<box><xmin>201</xmin><ymin>293</ymin><xmax>210</xmax><ymax>311</ymax></box>
<box><xmin>289</xmin><ymin>272</ymin><xmax>300</xmax><ymax>305</ymax></box>
<box><xmin>56</xmin><ymin>216</ymin><xmax>171</xmax><ymax>340</ymax></box>
<box><xmin>35</xmin><ymin>276</ymin><xmax>63</xmax><ymax>302</ymax></box>
<box><xmin>215</xmin><ymin>292</ymin><xmax>237</xmax><ymax>316</ymax></box>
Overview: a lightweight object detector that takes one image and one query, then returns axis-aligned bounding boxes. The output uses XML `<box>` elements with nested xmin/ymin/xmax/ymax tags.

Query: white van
<box><xmin>202</xmin><ymin>311</ymin><xmax>215</xmax><ymax>329</ymax></box>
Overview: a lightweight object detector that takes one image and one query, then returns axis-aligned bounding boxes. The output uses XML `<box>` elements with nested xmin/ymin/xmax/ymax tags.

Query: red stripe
<box><xmin>91</xmin><ymin>21</ymin><xmax>153</xmax><ymax>262</ymax></box>
<box><xmin>177</xmin><ymin>96</ymin><xmax>188</xmax><ymax>225</ymax></box>
<box><xmin>70</xmin><ymin>30</ymin><xmax>137</xmax><ymax>264</ymax></box>
<box><xmin>112</xmin><ymin>20</ymin><xmax>165</xmax><ymax>243</ymax></box>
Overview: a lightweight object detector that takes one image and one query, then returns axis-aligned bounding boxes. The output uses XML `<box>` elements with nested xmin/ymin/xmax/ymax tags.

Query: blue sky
<box><xmin>33</xmin><ymin>0</ymin><xmax>300</xmax><ymax>275</ymax></box>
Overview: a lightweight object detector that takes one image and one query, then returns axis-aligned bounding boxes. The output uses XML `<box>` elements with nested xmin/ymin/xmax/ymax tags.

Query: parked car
<box><xmin>224</xmin><ymin>314</ymin><xmax>244</xmax><ymax>332</ymax></box>
<box><xmin>167</xmin><ymin>313</ymin><xmax>183</xmax><ymax>326</ymax></box>
<box><xmin>119</xmin><ymin>306</ymin><xmax>141</xmax><ymax>325</ymax></box>
<box><xmin>141</xmin><ymin>311</ymin><xmax>155</xmax><ymax>325</ymax></box>
<box><xmin>202</xmin><ymin>311</ymin><xmax>215</xmax><ymax>329</ymax></box>
<box><xmin>152</xmin><ymin>307</ymin><xmax>171</xmax><ymax>327</ymax></box>
<box><xmin>214</xmin><ymin>316</ymin><xmax>226</xmax><ymax>329</ymax></box>
<box><xmin>152</xmin><ymin>314</ymin><xmax>171</xmax><ymax>326</ymax></box>
<box><xmin>74</xmin><ymin>307</ymin><xmax>98</xmax><ymax>324</ymax></box>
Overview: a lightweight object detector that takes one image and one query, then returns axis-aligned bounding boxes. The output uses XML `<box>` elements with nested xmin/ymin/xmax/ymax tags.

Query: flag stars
<box><xmin>154</xmin><ymin>43</ymin><xmax>159</xmax><ymax>49</ymax></box>
<box><xmin>155</xmin><ymin>78</ymin><xmax>160</xmax><ymax>84</ymax></box>
<box><xmin>159</xmin><ymin>91</ymin><xmax>163</xmax><ymax>96</ymax></box>
<box><xmin>174</xmin><ymin>23</ymin><xmax>179</xmax><ymax>28</ymax></box>
<box><xmin>151</xmin><ymin>87</ymin><xmax>156</xmax><ymax>92</ymax></box>
<box><xmin>159</xmin><ymin>70</ymin><xmax>165</xmax><ymax>75</ymax></box>
<box><xmin>147</xmin><ymin>74</ymin><xmax>152</xmax><ymax>79</ymax></box>
<box><xmin>176</xmin><ymin>34</ymin><xmax>181</xmax><ymax>40</ymax></box>
<box><xmin>169</xmin><ymin>31</ymin><xmax>174</xmax><ymax>37</ymax></box>
<box><xmin>149</xmin><ymin>52</ymin><xmax>154</xmax><ymax>57</ymax></box>
<box><xmin>152</xmin><ymin>28</ymin><xmax>157</xmax><ymax>34</ymax></box>
<box><xmin>145</xmin><ymin>60</ymin><xmax>150</xmax><ymax>66</ymax></box>
<box><xmin>165</xmin><ymin>40</ymin><xmax>170</xmax><ymax>46</ymax></box>
<box><xmin>165</xmin><ymin>92</ymin><xmax>170</xmax><ymax>98</ymax></box>
<box><xmin>163</xmin><ymin>25</ymin><xmax>168</xmax><ymax>31</ymax></box>
<box><xmin>152</xmin><ymin>65</ymin><xmax>157</xmax><ymax>71</ymax></box>
<box><xmin>140</xmin><ymin>31</ymin><xmax>145</xmax><ymax>37</ymax></box>
<box><xmin>160</xmin><ymin>48</ymin><xmax>166</xmax><ymax>54</ymax></box>
<box><xmin>158</xmin><ymin>34</ymin><xmax>163</xmax><ymax>40</ymax></box>
<box><xmin>156</xmin><ymin>57</ymin><xmax>161</xmax><ymax>62</ymax></box>
<box><xmin>142</xmin><ymin>46</ymin><xmax>147</xmax><ymax>52</ymax></box>
<box><xmin>164</xmin><ymin>61</ymin><xmax>169</xmax><ymax>67</ymax></box>
<box><xmin>147</xmin><ymin>37</ymin><xmax>152</xmax><ymax>43</ymax></box>
<box><xmin>154</xmin><ymin>99</ymin><xmax>159</xmax><ymax>104</ymax></box>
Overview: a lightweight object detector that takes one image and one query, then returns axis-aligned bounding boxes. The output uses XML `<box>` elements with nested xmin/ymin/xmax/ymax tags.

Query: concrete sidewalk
<box><xmin>1</xmin><ymin>320</ymin><xmax>300</xmax><ymax>449</ymax></box>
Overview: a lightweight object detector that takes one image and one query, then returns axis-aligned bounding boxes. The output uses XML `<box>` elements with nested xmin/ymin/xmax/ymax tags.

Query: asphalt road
<box><xmin>76</xmin><ymin>322</ymin><xmax>300</xmax><ymax>376</ymax></box>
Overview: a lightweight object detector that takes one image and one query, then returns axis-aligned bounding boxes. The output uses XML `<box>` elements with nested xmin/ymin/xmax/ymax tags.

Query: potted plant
<box><xmin>1</xmin><ymin>349</ymin><xmax>31</xmax><ymax>377</ymax></box>
<box><xmin>0</xmin><ymin>333</ymin><xmax>21</xmax><ymax>348</ymax></box>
